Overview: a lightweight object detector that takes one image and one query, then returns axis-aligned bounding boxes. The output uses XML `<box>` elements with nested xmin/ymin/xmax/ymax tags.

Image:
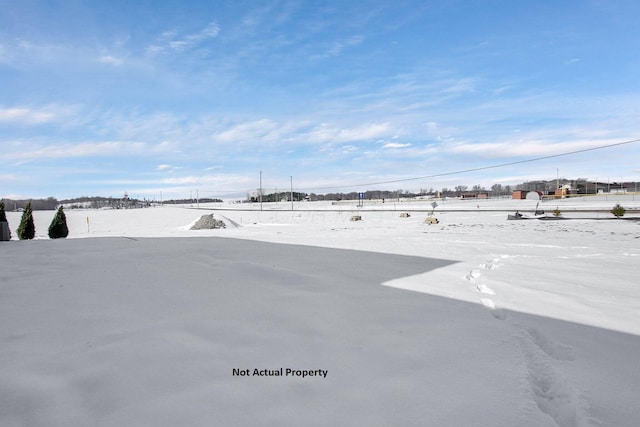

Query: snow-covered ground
<box><xmin>2</xmin><ymin>195</ymin><xmax>639</xmax><ymax>426</ymax></box>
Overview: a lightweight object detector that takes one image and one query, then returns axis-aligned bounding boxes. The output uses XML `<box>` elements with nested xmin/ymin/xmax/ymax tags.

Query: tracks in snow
<box><xmin>465</xmin><ymin>256</ymin><xmax>505</xmax><ymax>320</ymax></box>
<box><xmin>464</xmin><ymin>256</ymin><xmax>599</xmax><ymax>427</ymax></box>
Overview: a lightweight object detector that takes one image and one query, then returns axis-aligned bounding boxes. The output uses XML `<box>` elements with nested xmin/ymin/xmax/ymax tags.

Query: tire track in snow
<box><xmin>221</xmin><ymin>215</ymin><xmax>242</xmax><ymax>228</ymax></box>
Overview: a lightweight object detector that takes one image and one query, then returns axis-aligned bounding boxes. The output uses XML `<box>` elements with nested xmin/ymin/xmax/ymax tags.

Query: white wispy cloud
<box><xmin>440</xmin><ymin>77</ymin><xmax>477</xmax><ymax>94</ymax></box>
<box><xmin>169</xmin><ymin>41</ymin><xmax>190</xmax><ymax>51</ymax></box>
<box><xmin>0</xmin><ymin>107</ymin><xmax>57</xmax><ymax>124</ymax></box>
<box><xmin>305</xmin><ymin>122</ymin><xmax>392</xmax><ymax>144</ymax></box>
<box><xmin>147</xmin><ymin>22</ymin><xmax>220</xmax><ymax>55</ymax></box>
<box><xmin>4</xmin><ymin>140</ymin><xmax>172</xmax><ymax>160</ymax></box>
<box><xmin>145</xmin><ymin>45</ymin><xmax>164</xmax><ymax>55</ymax></box>
<box><xmin>382</xmin><ymin>142</ymin><xmax>411</xmax><ymax>149</ymax></box>
<box><xmin>95</xmin><ymin>173</ymin><xmax>254</xmax><ymax>193</ymax></box>
<box><xmin>211</xmin><ymin>119</ymin><xmax>285</xmax><ymax>144</ymax></box>
<box><xmin>199</xmin><ymin>22</ymin><xmax>221</xmax><ymax>38</ymax></box>
<box><xmin>312</xmin><ymin>35</ymin><xmax>365</xmax><ymax>59</ymax></box>
<box><xmin>98</xmin><ymin>55</ymin><xmax>123</xmax><ymax>66</ymax></box>
<box><xmin>6</xmin><ymin>142</ymin><xmax>131</xmax><ymax>160</ymax></box>
<box><xmin>159</xmin><ymin>176</ymin><xmax>203</xmax><ymax>185</ymax></box>
<box><xmin>339</xmin><ymin>145</ymin><xmax>359</xmax><ymax>154</ymax></box>
<box><xmin>155</xmin><ymin>163</ymin><xmax>183</xmax><ymax>173</ymax></box>
<box><xmin>0</xmin><ymin>174</ymin><xmax>20</xmax><ymax>183</ymax></box>
<box><xmin>446</xmin><ymin>137</ymin><xmax>623</xmax><ymax>158</ymax></box>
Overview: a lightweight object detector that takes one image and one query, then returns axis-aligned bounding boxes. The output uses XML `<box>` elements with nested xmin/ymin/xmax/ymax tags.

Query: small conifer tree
<box><xmin>48</xmin><ymin>206</ymin><xmax>69</xmax><ymax>239</ymax></box>
<box><xmin>17</xmin><ymin>202</ymin><xmax>36</xmax><ymax>240</ymax></box>
<box><xmin>0</xmin><ymin>201</ymin><xmax>7</xmax><ymax>222</ymax></box>
<box><xmin>0</xmin><ymin>201</ymin><xmax>11</xmax><ymax>240</ymax></box>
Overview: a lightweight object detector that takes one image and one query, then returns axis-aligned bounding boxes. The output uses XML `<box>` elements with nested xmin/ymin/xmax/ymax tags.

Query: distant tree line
<box><xmin>247</xmin><ymin>191</ymin><xmax>307</xmax><ymax>203</ymax></box>
<box><xmin>248</xmin><ymin>178</ymin><xmax>640</xmax><ymax>202</ymax></box>
<box><xmin>2</xmin><ymin>196</ymin><xmax>124</xmax><ymax>211</ymax></box>
<box><xmin>161</xmin><ymin>198</ymin><xmax>222</xmax><ymax>205</ymax></box>
<box><xmin>3</xmin><ymin>177</ymin><xmax>637</xmax><ymax>211</ymax></box>
<box><xmin>2</xmin><ymin>197</ymin><xmax>60</xmax><ymax>211</ymax></box>
<box><xmin>0</xmin><ymin>195</ymin><xmax>226</xmax><ymax>211</ymax></box>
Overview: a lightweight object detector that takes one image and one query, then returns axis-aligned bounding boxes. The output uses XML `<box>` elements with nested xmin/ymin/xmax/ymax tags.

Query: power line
<box><xmin>298</xmin><ymin>137</ymin><xmax>640</xmax><ymax>191</ymax></box>
<box><xmin>139</xmin><ymin>137</ymin><xmax>640</xmax><ymax>199</ymax></box>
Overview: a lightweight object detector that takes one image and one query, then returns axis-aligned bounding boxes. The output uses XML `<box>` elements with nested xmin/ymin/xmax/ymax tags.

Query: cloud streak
<box><xmin>0</xmin><ymin>107</ymin><xmax>57</xmax><ymax>124</ymax></box>
<box><xmin>382</xmin><ymin>142</ymin><xmax>411</xmax><ymax>149</ymax></box>
<box><xmin>4</xmin><ymin>141</ymin><xmax>172</xmax><ymax>161</ymax></box>
<box><xmin>98</xmin><ymin>55</ymin><xmax>123</xmax><ymax>66</ymax></box>
<box><xmin>146</xmin><ymin>22</ymin><xmax>220</xmax><ymax>55</ymax></box>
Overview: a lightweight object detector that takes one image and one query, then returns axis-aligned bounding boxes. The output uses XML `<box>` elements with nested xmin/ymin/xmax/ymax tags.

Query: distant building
<box><xmin>512</xmin><ymin>190</ymin><xmax>528</xmax><ymax>200</ymax></box>
<box><xmin>554</xmin><ymin>184</ymin><xmax>575</xmax><ymax>198</ymax></box>
<box><xmin>554</xmin><ymin>188</ymin><xmax>567</xmax><ymax>198</ymax></box>
<box><xmin>462</xmin><ymin>192</ymin><xmax>489</xmax><ymax>199</ymax></box>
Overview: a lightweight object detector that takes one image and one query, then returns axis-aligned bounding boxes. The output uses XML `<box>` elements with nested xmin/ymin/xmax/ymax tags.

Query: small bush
<box><xmin>17</xmin><ymin>202</ymin><xmax>35</xmax><ymax>240</ymax></box>
<box><xmin>611</xmin><ymin>204</ymin><xmax>626</xmax><ymax>218</ymax></box>
<box><xmin>48</xmin><ymin>206</ymin><xmax>69</xmax><ymax>239</ymax></box>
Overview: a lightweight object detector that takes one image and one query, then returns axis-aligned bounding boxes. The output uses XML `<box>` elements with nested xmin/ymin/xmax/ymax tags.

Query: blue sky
<box><xmin>1</xmin><ymin>0</ymin><xmax>639</xmax><ymax>200</ymax></box>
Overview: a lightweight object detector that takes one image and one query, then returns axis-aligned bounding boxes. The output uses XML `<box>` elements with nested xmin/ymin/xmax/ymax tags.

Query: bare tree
<box><xmin>454</xmin><ymin>185</ymin><xmax>468</xmax><ymax>195</ymax></box>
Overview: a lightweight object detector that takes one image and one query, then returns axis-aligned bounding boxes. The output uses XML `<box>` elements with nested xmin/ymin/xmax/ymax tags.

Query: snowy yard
<box><xmin>1</xmin><ymin>196</ymin><xmax>639</xmax><ymax>426</ymax></box>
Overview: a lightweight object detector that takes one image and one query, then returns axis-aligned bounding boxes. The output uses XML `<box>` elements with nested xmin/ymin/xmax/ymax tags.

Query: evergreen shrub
<box><xmin>611</xmin><ymin>204</ymin><xmax>626</xmax><ymax>218</ymax></box>
<box><xmin>0</xmin><ymin>201</ymin><xmax>10</xmax><ymax>240</ymax></box>
<box><xmin>17</xmin><ymin>202</ymin><xmax>35</xmax><ymax>240</ymax></box>
<box><xmin>48</xmin><ymin>206</ymin><xmax>69</xmax><ymax>239</ymax></box>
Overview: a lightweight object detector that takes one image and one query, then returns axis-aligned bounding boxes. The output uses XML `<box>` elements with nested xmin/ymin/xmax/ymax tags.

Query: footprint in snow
<box><xmin>518</xmin><ymin>331</ymin><xmax>590</xmax><ymax>426</ymax></box>
<box><xmin>476</xmin><ymin>283</ymin><xmax>495</xmax><ymax>295</ymax></box>
<box><xmin>480</xmin><ymin>298</ymin><xmax>507</xmax><ymax>320</ymax></box>
<box><xmin>466</xmin><ymin>269</ymin><xmax>481</xmax><ymax>281</ymax></box>
<box><xmin>480</xmin><ymin>258</ymin><xmax>502</xmax><ymax>270</ymax></box>
<box><xmin>526</xmin><ymin>328</ymin><xmax>575</xmax><ymax>362</ymax></box>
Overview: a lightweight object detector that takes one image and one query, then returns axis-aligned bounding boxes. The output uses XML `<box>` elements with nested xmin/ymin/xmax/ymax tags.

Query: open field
<box><xmin>2</xmin><ymin>195</ymin><xmax>639</xmax><ymax>426</ymax></box>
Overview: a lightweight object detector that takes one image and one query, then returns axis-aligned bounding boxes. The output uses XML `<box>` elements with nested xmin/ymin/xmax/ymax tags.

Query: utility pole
<box><xmin>259</xmin><ymin>171</ymin><xmax>263</xmax><ymax>211</ymax></box>
<box><xmin>290</xmin><ymin>176</ymin><xmax>294</xmax><ymax>211</ymax></box>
